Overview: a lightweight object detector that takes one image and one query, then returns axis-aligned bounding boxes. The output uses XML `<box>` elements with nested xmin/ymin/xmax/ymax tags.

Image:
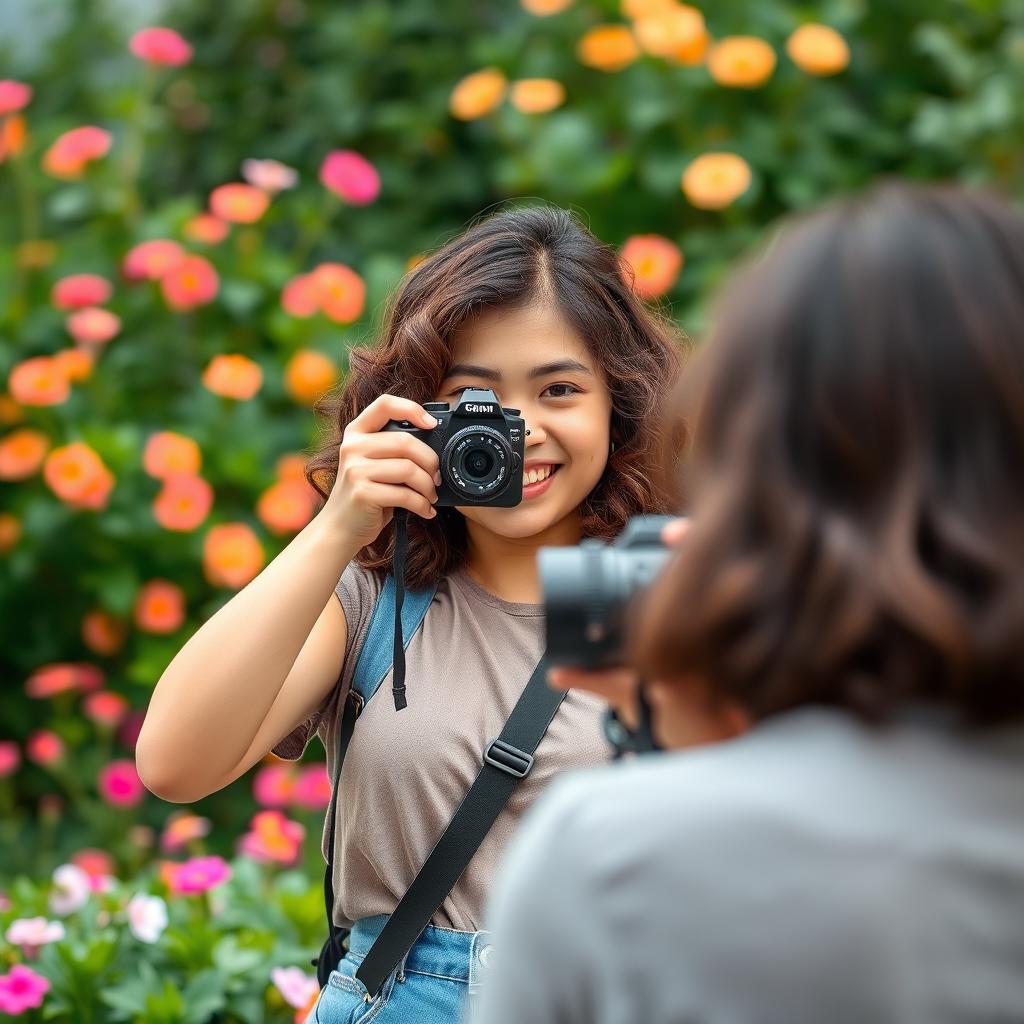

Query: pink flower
<box><xmin>126</xmin><ymin>893</ymin><xmax>168</xmax><ymax>943</ymax></box>
<box><xmin>239</xmin><ymin>810</ymin><xmax>304</xmax><ymax>865</ymax></box>
<box><xmin>123</xmin><ymin>239</ymin><xmax>185</xmax><ymax>281</ymax></box>
<box><xmin>0</xmin><ymin>964</ymin><xmax>50</xmax><ymax>1015</ymax></box>
<box><xmin>0</xmin><ymin>80</ymin><xmax>32</xmax><ymax>116</ymax></box>
<box><xmin>129</xmin><ymin>27</ymin><xmax>193</xmax><ymax>66</ymax></box>
<box><xmin>160</xmin><ymin>812</ymin><xmax>212</xmax><ymax>852</ymax></box>
<box><xmin>292</xmin><ymin>764</ymin><xmax>331</xmax><ymax>810</ymax></box>
<box><xmin>52</xmin><ymin>274</ymin><xmax>112</xmax><ymax>310</ymax></box>
<box><xmin>42</xmin><ymin>126</ymin><xmax>112</xmax><ymax>179</ymax></box>
<box><xmin>242</xmin><ymin>158</ymin><xmax>298</xmax><ymax>193</ymax></box>
<box><xmin>319</xmin><ymin>150</ymin><xmax>381</xmax><ymax>205</ymax></box>
<box><xmin>26</xmin><ymin>730</ymin><xmax>64</xmax><ymax>766</ymax></box>
<box><xmin>98</xmin><ymin>759</ymin><xmax>145</xmax><ymax>807</ymax></box>
<box><xmin>5</xmin><ymin>916</ymin><xmax>65</xmax><ymax>955</ymax></box>
<box><xmin>271</xmin><ymin>966</ymin><xmax>320</xmax><ymax>1009</ymax></box>
<box><xmin>49</xmin><ymin>864</ymin><xmax>91</xmax><ymax>916</ymax></box>
<box><xmin>70</xmin><ymin>848</ymin><xmax>117</xmax><ymax>888</ymax></box>
<box><xmin>26</xmin><ymin>662</ymin><xmax>104</xmax><ymax>698</ymax></box>
<box><xmin>162</xmin><ymin>855</ymin><xmax>232</xmax><ymax>895</ymax></box>
<box><xmin>66</xmin><ymin>307</ymin><xmax>121</xmax><ymax>345</ymax></box>
<box><xmin>160</xmin><ymin>254</ymin><xmax>219</xmax><ymax>311</ymax></box>
<box><xmin>83</xmin><ymin>691</ymin><xmax>130</xmax><ymax>728</ymax></box>
<box><xmin>0</xmin><ymin>741</ymin><xmax>20</xmax><ymax>777</ymax></box>
<box><xmin>252</xmin><ymin>763</ymin><xmax>294</xmax><ymax>807</ymax></box>
<box><xmin>183</xmin><ymin>213</ymin><xmax>229</xmax><ymax>245</ymax></box>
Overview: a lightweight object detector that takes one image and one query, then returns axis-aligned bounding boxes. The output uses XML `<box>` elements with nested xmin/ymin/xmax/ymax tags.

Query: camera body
<box><xmin>539</xmin><ymin>515</ymin><xmax>676</xmax><ymax>669</ymax></box>
<box><xmin>382</xmin><ymin>388</ymin><xmax>526</xmax><ymax>507</ymax></box>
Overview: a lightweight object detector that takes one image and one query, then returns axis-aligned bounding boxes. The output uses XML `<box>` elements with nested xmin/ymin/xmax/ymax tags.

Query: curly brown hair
<box><xmin>632</xmin><ymin>182</ymin><xmax>1024</xmax><ymax>726</ymax></box>
<box><xmin>306</xmin><ymin>204</ymin><xmax>688</xmax><ymax>589</ymax></box>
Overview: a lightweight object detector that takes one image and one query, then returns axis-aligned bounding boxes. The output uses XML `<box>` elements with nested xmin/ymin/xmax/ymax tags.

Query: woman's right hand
<box><xmin>321</xmin><ymin>394</ymin><xmax>442</xmax><ymax>549</ymax></box>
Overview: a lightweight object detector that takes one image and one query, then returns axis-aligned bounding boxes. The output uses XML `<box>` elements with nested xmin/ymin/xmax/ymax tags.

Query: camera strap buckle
<box><xmin>483</xmin><ymin>738</ymin><xmax>534</xmax><ymax>778</ymax></box>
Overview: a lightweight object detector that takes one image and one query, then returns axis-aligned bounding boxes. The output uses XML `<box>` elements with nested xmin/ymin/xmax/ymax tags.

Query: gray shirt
<box><xmin>477</xmin><ymin>707</ymin><xmax>1024</xmax><ymax>1023</ymax></box>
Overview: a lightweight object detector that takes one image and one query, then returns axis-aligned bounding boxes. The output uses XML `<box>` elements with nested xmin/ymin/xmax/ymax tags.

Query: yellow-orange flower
<box><xmin>52</xmin><ymin>348</ymin><xmax>94</xmax><ymax>382</ymax></box>
<box><xmin>620</xmin><ymin>235</ymin><xmax>684</xmax><ymax>299</ymax></box>
<box><xmin>183</xmin><ymin>213</ymin><xmax>230</xmax><ymax>245</ymax></box>
<box><xmin>0</xmin><ymin>428</ymin><xmax>50</xmax><ymax>480</ymax></box>
<box><xmin>0</xmin><ymin>513</ymin><xmax>20</xmax><ymax>552</ymax></box>
<box><xmin>577</xmin><ymin>25</ymin><xmax>640</xmax><ymax>72</ymax></box>
<box><xmin>8</xmin><ymin>356</ymin><xmax>70</xmax><ymax>407</ymax></box>
<box><xmin>284</xmin><ymin>349</ymin><xmax>339</xmax><ymax>406</ymax></box>
<box><xmin>621</xmin><ymin>0</ymin><xmax>677</xmax><ymax>17</ymax></box>
<box><xmin>203</xmin><ymin>523</ymin><xmax>265</xmax><ymax>589</ymax></box>
<box><xmin>152</xmin><ymin>474</ymin><xmax>214</xmax><ymax>532</ymax></box>
<box><xmin>43</xmin><ymin>442</ymin><xmax>112</xmax><ymax>509</ymax></box>
<box><xmin>134</xmin><ymin>579</ymin><xmax>186</xmax><ymax>634</ymax></box>
<box><xmin>632</xmin><ymin>6</ymin><xmax>707</xmax><ymax>65</ymax></box>
<box><xmin>256</xmin><ymin>480</ymin><xmax>317</xmax><ymax>535</ymax></box>
<box><xmin>681</xmin><ymin>152</ymin><xmax>752</xmax><ymax>210</ymax></box>
<box><xmin>509</xmin><ymin>79</ymin><xmax>566</xmax><ymax>114</ymax></box>
<box><xmin>449</xmin><ymin>69</ymin><xmax>507</xmax><ymax>120</ymax></box>
<box><xmin>202</xmin><ymin>354</ymin><xmax>263</xmax><ymax>401</ymax></box>
<box><xmin>143</xmin><ymin>431</ymin><xmax>201</xmax><ymax>479</ymax></box>
<box><xmin>707</xmin><ymin>36</ymin><xmax>777</xmax><ymax>88</ymax></box>
<box><xmin>209</xmin><ymin>183</ymin><xmax>270</xmax><ymax>224</ymax></box>
<box><xmin>81</xmin><ymin>609</ymin><xmax>127</xmax><ymax>655</ymax></box>
<box><xmin>0</xmin><ymin>115</ymin><xmax>27</xmax><ymax>162</ymax></box>
<box><xmin>520</xmin><ymin>0</ymin><xmax>574</xmax><ymax>15</ymax></box>
<box><xmin>786</xmin><ymin>24</ymin><xmax>850</xmax><ymax>76</ymax></box>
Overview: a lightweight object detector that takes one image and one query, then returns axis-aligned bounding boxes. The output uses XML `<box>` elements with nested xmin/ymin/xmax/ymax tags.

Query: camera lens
<box><xmin>442</xmin><ymin>427</ymin><xmax>513</xmax><ymax>501</ymax></box>
<box><xmin>465</xmin><ymin>449</ymin><xmax>494</xmax><ymax>479</ymax></box>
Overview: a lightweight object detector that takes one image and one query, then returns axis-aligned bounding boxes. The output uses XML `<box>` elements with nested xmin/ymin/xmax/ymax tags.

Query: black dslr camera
<box><xmin>538</xmin><ymin>515</ymin><xmax>675</xmax><ymax>669</ymax></box>
<box><xmin>383</xmin><ymin>388</ymin><xmax>526</xmax><ymax>507</ymax></box>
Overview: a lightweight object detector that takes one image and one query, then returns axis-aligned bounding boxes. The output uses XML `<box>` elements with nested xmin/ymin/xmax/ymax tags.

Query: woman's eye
<box><xmin>543</xmin><ymin>383</ymin><xmax>579</xmax><ymax>398</ymax></box>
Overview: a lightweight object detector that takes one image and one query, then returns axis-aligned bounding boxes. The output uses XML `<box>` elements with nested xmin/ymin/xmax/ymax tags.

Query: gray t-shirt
<box><xmin>272</xmin><ymin>561</ymin><xmax>609</xmax><ymax>931</ymax></box>
<box><xmin>477</xmin><ymin>707</ymin><xmax>1024</xmax><ymax>1023</ymax></box>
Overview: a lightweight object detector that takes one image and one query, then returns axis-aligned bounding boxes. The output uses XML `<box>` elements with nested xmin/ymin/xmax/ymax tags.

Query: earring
<box><xmin>609</xmin><ymin>440</ymin><xmax>617</xmax><ymax>454</ymax></box>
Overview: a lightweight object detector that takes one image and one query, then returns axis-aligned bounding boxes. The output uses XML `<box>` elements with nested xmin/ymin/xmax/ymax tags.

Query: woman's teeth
<box><xmin>525</xmin><ymin>465</ymin><xmax>556</xmax><ymax>485</ymax></box>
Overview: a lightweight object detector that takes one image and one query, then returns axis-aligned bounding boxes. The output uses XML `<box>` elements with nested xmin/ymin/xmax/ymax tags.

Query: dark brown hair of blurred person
<box><xmin>632</xmin><ymin>182</ymin><xmax>1024</xmax><ymax>726</ymax></box>
<box><xmin>306</xmin><ymin>204</ymin><xmax>688</xmax><ymax>589</ymax></box>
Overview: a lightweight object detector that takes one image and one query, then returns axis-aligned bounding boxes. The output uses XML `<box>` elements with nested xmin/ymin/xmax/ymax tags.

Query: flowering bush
<box><xmin>1</xmin><ymin>0</ymin><xmax>1022</xmax><ymax>1017</ymax></box>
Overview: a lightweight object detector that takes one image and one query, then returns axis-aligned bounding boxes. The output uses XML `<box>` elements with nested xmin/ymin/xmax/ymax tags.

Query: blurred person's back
<box><xmin>477</xmin><ymin>183</ymin><xmax>1024</xmax><ymax>1023</ymax></box>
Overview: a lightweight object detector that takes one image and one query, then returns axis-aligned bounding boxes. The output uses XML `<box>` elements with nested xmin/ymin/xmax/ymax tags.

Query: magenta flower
<box><xmin>0</xmin><ymin>80</ymin><xmax>32</xmax><ymax>116</ymax></box>
<box><xmin>98</xmin><ymin>759</ymin><xmax>145</xmax><ymax>807</ymax></box>
<box><xmin>129</xmin><ymin>27</ymin><xmax>193</xmax><ymax>66</ymax></box>
<box><xmin>292</xmin><ymin>763</ymin><xmax>331</xmax><ymax>810</ymax></box>
<box><xmin>0</xmin><ymin>741</ymin><xmax>20</xmax><ymax>777</ymax></box>
<box><xmin>82</xmin><ymin>690</ymin><xmax>130</xmax><ymax>728</ymax></box>
<box><xmin>0</xmin><ymin>964</ymin><xmax>50</xmax><ymax>1015</ymax></box>
<box><xmin>163</xmin><ymin>855</ymin><xmax>232</xmax><ymax>895</ymax></box>
<box><xmin>252</xmin><ymin>763</ymin><xmax>294</xmax><ymax>807</ymax></box>
<box><xmin>319</xmin><ymin>150</ymin><xmax>381</xmax><ymax>205</ymax></box>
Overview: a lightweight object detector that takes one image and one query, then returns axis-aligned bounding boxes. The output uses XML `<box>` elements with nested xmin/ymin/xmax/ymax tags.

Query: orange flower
<box><xmin>152</xmin><ymin>474</ymin><xmax>214</xmax><ymax>532</ymax></box>
<box><xmin>66</xmin><ymin>308</ymin><xmax>121</xmax><ymax>345</ymax></box>
<box><xmin>134</xmin><ymin>580</ymin><xmax>186</xmax><ymax>634</ymax></box>
<box><xmin>143</xmin><ymin>431</ymin><xmax>201</xmax><ymax>479</ymax></box>
<box><xmin>681</xmin><ymin>152</ymin><xmax>752</xmax><ymax>210</ymax></box>
<box><xmin>183</xmin><ymin>213</ymin><xmax>230</xmax><ymax>245</ymax></box>
<box><xmin>42</xmin><ymin>126</ymin><xmax>112</xmax><ymax>179</ymax></box>
<box><xmin>203</xmin><ymin>523</ymin><xmax>265</xmax><ymax>589</ymax></box>
<box><xmin>0</xmin><ymin>115</ymin><xmax>27</xmax><ymax>162</ymax></box>
<box><xmin>161</xmin><ymin>254</ymin><xmax>219</xmax><ymax>311</ymax></box>
<box><xmin>43</xmin><ymin>442</ymin><xmax>112</xmax><ymax>508</ymax></box>
<box><xmin>256</xmin><ymin>480</ymin><xmax>318</xmax><ymax>535</ymax></box>
<box><xmin>209</xmin><ymin>183</ymin><xmax>270</xmax><ymax>224</ymax></box>
<box><xmin>123</xmin><ymin>239</ymin><xmax>186</xmax><ymax>281</ymax></box>
<box><xmin>621</xmin><ymin>0</ymin><xmax>677</xmax><ymax>17</ymax></box>
<box><xmin>275</xmin><ymin>453</ymin><xmax>308</xmax><ymax>482</ymax></box>
<box><xmin>202</xmin><ymin>354</ymin><xmax>263</xmax><ymax>400</ymax></box>
<box><xmin>707</xmin><ymin>36</ymin><xmax>777</xmax><ymax>88</ymax></box>
<box><xmin>786</xmin><ymin>24</ymin><xmax>850</xmax><ymax>76</ymax></box>
<box><xmin>632</xmin><ymin>6</ymin><xmax>707</xmax><ymax>64</ymax></box>
<box><xmin>280</xmin><ymin>274</ymin><xmax>320</xmax><ymax>318</ymax></box>
<box><xmin>53</xmin><ymin>348</ymin><xmax>95</xmax><ymax>382</ymax></box>
<box><xmin>621</xmin><ymin>235</ymin><xmax>684</xmax><ymax>299</ymax></box>
<box><xmin>314</xmin><ymin>263</ymin><xmax>366</xmax><ymax>324</ymax></box>
<box><xmin>449</xmin><ymin>69</ymin><xmax>507</xmax><ymax>120</ymax></box>
<box><xmin>82</xmin><ymin>609</ymin><xmax>128</xmax><ymax>655</ymax></box>
<box><xmin>284</xmin><ymin>349</ymin><xmax>339</xmax><ymax>405</ymax></box>
<box><xmin>0</xmin><ymin>428</ymin><xmax>50</xmax><ymax>480</ymax></box>
<box><xmin>8</xmin><ymin>356</ymin><xmax>70</xmax><ymax>407</ymax></box>
<box><xmin>52</xmin><ymin>274</ymin><xmax>112</xmax><ymax>310</ymax></box>
<box><xmin>509</xmin><ymin>79</ymin><xmax>566</xmax><ymax>114</ymax></box>
<box><xmin>0</xmin><ymin>513</ymin><xmax>21</xmax><ymax>552</ymax></box>
<box><xmin>576</xmin><ymin>25</ymin><xmax>640</xmax><ymax>72</ymax></box>
<box><xmin>520</xmin><ymin>0</ymin><xmax>574</xmax><ymax>13</ymax></box>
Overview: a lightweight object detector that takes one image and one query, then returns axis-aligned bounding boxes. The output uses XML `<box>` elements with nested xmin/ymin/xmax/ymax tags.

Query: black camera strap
<box><xmin>391</xmin><ymin>508</ymin><xmax>411</xmax><ymax>711</ymax></box>
<box><xmin>355</xmin><ymin>652</ymin><xmax>564</xmax><ymax>998</ymax></box>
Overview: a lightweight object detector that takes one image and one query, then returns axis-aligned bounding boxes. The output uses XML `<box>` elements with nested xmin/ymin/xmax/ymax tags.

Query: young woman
<box><xmin>135</xmin><ymin>205</ymin><xmax>686</xmax><ymax>1022</ymax></box>
<box><xmin>478</xmin><ymin>183</ymin><xmax>1024</xmax><ymax>1023</ymax></box>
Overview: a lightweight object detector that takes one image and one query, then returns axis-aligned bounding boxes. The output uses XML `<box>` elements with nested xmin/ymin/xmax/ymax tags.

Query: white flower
<box><xmin>241</xmin><ymin>158</ymin><xmax>298</xmax><ymax>193</ymax></box>
<box><xmin>126</xmin><ymin>893</ymin><xmax>168</xmax><ymax>944</ymax></box>
<box><xmin>49</xmin><ymin>864</ymin><xmax>91</xmax><ymax>916</ymax></box>
<box><xmin>270</xmin><ymin>965</ymin><xmax>320</xmax><ymax>1008</ymax></box>
<box><xmin>6</xmin><ymin>916</ymin><xmax>65</xmax><ymax>949</ymax></box>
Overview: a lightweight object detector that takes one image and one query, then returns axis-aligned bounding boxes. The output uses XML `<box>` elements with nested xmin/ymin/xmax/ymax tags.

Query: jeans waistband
<box><xmin>348</xmin><ymin>915</ymin><xmax>494</xmax><ymax>985</ymax></box>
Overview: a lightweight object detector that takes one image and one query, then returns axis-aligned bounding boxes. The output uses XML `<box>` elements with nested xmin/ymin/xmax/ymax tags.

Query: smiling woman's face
<box><xmin>436</xmin><ymin>301</ymin><xmax>613</xmax><ymax>542</ymax></box>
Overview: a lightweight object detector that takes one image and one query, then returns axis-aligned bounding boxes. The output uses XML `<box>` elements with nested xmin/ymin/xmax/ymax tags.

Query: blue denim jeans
<box><xmin>305</xmin><ymin>915</ymin><xmax>494</xmax><ymax>1024</ymax></box>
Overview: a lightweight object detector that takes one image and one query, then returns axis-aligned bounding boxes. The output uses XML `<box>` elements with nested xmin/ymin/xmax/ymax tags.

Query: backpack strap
<box><xmin>313</xmin><ymin>576</ymin><xmax>436</xmax><ymax>987</ymax></box>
